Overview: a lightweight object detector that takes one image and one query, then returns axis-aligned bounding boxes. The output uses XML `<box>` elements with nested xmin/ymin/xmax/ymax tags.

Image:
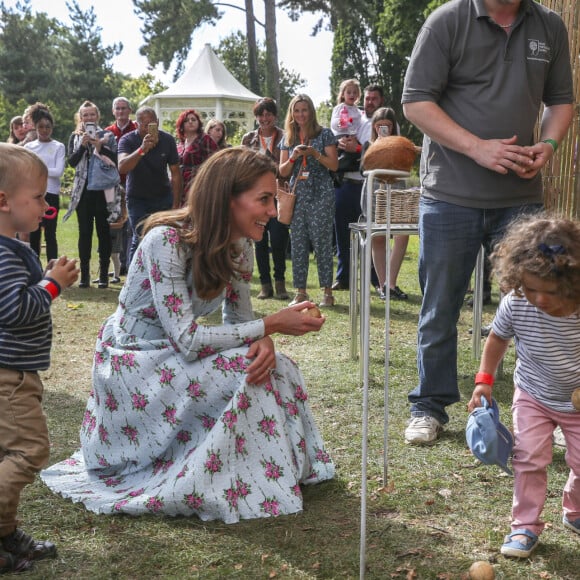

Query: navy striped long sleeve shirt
<box><xmin>0</xmin><ymin>235</ymin><xmax>53</xmax><ymax>371</ymax></box>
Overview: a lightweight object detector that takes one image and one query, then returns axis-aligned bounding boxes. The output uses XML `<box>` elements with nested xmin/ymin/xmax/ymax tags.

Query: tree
<box><xmin>0</xmin><ymin>0</ymin><xmax>128</xmax><ymax>142</ymax></box>
<box><xmin>0</xmin><ymin>0</ymin><xmax>63</xmax><ymax>105</ymax></box>
<box><xmin>133</xmin><ymin>1</ymin><xmax>283</xmax><ymax>106</ymax></box>
<box><xmin>279</xmin><ymin>0</ymin><xmax>435</xmax><ymax>139</ymax></box>
<box><xmin>263</xmin><ymin>0</ymin><xmax>280</xmax><ymax>104</ymax></box>
<box><xmin>59</xmin><ymin>1</ymin><xmax>122</xmax><ymax>118</ymax></box>
<box><xmin>244</xmin><ymin>0</ymin><xmax>260</xmax><ymax>94</ymax></box>
<box><xmin>133</xmin><ymin>0</ymin><xmax>219</xmax><ymax>78</ymax></box>
<box><xmin>215</xmin><ymin>31</ymin><xmax>304</xmax><ymax>118</ymax></box>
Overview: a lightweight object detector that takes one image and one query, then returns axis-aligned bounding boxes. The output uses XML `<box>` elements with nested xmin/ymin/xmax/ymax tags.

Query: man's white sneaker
<box><xmin>404</xmin><ymin>416</ymin><xmax>442</xmax><ymax>445</ymax></box>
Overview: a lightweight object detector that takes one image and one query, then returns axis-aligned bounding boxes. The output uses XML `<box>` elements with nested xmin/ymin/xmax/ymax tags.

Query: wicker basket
<box><xmin>373</xmin><ymin>188</ymin><xmax>420</xmax><ymax>225</ymax></box>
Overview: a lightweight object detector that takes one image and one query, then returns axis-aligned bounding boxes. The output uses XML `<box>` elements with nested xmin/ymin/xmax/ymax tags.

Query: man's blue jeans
<box><xmin>127</xmin><ymin>194</ymin><xmax>173</xmax><ymax>264</ymax></box>
<box><xmin>334</xmin><ymin>179</ymin><xmax>362</xmax><ymax>285</ymax></box>
<box><xmin>409</xmin><ymin>198</ymin><xmax>542</xmax><ymax>424</ymax></box>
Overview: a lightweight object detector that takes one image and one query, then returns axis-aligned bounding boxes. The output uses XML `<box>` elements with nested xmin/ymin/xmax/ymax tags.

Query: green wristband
<box><xmin>542</xmin><ymin>138</ymin><xmax>558</xmax><ymax>152</ymax></box>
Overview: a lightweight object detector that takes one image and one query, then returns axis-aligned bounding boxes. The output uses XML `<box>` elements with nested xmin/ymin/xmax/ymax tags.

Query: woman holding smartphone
<box><xmin>63</xmin><ymin>100</ymin><xmax>116</xmax><ymax>288</ymax></box>
<box><xmin>361</xmin><ymin>107</ymin><xmax>410</xmax><ymax>301</ymax></box>
<box><xmin>279</xmin><ymin>94</ymin><xmax>339</xmax><ymax>307</ymax></box>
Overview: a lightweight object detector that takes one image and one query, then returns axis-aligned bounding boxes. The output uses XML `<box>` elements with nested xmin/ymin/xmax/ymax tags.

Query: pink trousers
<box><xmin>511</xmin><ymin>387</ymin><xmax>580</xmax><ymax>536</ymax></box>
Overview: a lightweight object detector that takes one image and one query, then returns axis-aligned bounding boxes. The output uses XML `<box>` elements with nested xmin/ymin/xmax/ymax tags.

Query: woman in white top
<box><xmin>24</xmin><ymin>108</ymin><xmax>66</xmax><ymax>263</ymax></box>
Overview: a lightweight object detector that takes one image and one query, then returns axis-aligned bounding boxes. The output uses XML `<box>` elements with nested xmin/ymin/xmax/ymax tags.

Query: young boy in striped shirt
<box><xmin>0</xmin><ymin>144</ymin><xmax>79</xmax><ymax>573</ymax></box>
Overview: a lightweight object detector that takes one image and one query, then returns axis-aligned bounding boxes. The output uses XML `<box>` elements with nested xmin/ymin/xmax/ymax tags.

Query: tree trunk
<box><xmin>245</xmin><ymin>0</ymin><xmax>260</xmax><ymax>94</ymax></box>
<box><xmin>264</xmin><ymin>0</ymin><xmax>280</xmax><ymax>104</ymax></box>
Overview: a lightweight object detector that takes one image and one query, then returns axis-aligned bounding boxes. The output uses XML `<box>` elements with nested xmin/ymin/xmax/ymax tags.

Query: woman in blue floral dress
<box><xmin>41</xmin><ymin>148</ymin><xmax>334</xmax><ymax>523</ymax></box>
<box><xmin>279</xmin><ymin>94</ymin><xmax>339</xmax><ymax>308</ymax></box>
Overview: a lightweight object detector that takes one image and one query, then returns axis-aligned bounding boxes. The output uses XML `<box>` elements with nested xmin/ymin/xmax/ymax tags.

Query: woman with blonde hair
<box><xmin>279</xmin><ymin>94</ymin><xmax>339</xmax><ymax>307</ymax></box>
<box><xmin>41</xmin><ymin>147</ymin><xmax>334</xmax><ymax>523</ymax></box>
<box><xmin>205</xmin><ymin>118</ymin><xmax>230</xmax><ymax>149</ymax></box>
<box><xmin>63</xmin><ymin>100</ymin><xmax>116</xmax><ymax>288</ymax></box>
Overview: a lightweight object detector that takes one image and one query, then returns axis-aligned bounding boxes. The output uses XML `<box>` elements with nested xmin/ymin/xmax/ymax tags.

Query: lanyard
<box><xmin>259</xmin><ymin>131</ymin><xmax>274</xmax><ymax>154</ymax></box>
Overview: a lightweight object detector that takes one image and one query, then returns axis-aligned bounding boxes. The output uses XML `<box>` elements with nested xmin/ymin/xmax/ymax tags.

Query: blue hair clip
<box><xmin>538</xmin><ymin>243</ymin><xmax>566</xmax><ymax>260</ymax></box>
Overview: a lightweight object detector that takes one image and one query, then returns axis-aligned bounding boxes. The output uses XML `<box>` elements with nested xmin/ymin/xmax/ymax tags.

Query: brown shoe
<box><xmin>257</xmin><ymin>284</ymin><xmax>273</xmax><ymax>299</ymax></box>
<box><xmin>275</xmin><ymin>280</ymin><xmax>289</xmax><ymax>300</ymax></box>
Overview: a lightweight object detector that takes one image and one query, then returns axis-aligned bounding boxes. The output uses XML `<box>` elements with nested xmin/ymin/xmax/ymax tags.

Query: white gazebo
<box><xmin>142</xmin><ymin>43</ymin><xmax>262</xmax><ymax>134</ymax></box>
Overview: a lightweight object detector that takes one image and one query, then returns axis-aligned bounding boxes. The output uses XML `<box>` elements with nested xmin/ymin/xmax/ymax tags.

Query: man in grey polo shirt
<box><xmin>401</xmin><ymin>0</ymin><xmax>574</xmax><ymax>445</ymax></box>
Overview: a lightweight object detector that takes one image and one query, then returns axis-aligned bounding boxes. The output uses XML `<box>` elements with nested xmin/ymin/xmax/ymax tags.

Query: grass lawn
<box><xmin>19</xmin><ymin>213</ymin><xmax>578</xmax><ymax>579</ymax></box>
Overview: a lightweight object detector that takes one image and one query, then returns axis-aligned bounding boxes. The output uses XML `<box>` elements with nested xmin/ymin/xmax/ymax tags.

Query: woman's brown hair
<box><xmin>143</xmin><ymin>147</ymin><xmax>277</xmax><ymax>299</ymax></box>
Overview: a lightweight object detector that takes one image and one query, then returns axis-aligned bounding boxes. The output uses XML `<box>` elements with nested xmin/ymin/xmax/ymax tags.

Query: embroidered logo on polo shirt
<box><xmin>527</xmin><ymin>39</ymin><xmax>550</xmax><ymax>63</ymax></box>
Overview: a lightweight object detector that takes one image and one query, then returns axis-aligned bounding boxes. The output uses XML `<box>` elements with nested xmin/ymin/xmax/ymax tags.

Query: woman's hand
<box><xmin>245</xmin><ymin>336</ymin><xmax>276</xmax><ymax>385</ymax></box>
<box><xmin>263</xmin><ymin>302</ymin><xmax>325</xmax><ymax>337</ymax></box>
<box><xmin>81</xmin><ymin>133</ymin><xmax>93</xmax><ymax>147</ymax></box>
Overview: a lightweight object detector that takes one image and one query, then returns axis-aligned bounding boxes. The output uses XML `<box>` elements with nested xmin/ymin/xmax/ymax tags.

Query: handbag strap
<box><xmin>287</xmin><ymin>157</ymin><xmax>301</xmax><ymax>194</ymax></box>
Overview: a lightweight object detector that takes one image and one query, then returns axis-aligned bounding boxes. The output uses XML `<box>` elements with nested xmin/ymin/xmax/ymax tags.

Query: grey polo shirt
<box><xmin>402</xmin><ymin>0</ymin><xmax>573</xmax><ymax>209</ymax></box>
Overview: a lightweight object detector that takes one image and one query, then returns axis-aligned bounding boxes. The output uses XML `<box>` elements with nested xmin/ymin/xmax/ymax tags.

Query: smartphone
<box><xmin>85</xmin><ymin>122</ymin><xmax>97</xmax><ymax>138</ymax></box>
<box><xmin>378</xmin><ymin>125</ymin><xmax>391</xmax><ymax>137</ymax></box>
<box><xmin>296</xmin><ymin>145</ymin><xmax>308</xmax><ymax>151</ymax></box>
<box><xmin>147</xmin><ymin>123</ymin><xmax>159</xmax><ymax>139</ymax></box>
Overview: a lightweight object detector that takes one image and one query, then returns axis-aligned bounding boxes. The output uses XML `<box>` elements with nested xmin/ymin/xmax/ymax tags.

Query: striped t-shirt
<box><xmin>492</xmin><ymin>292</ymin><xmax>580</xmax><ymax>413</ymax></box>
<box><xmin>0</xmin><ymin>235</ymin><xmax>53</xmax><ymax>371</ymax></box>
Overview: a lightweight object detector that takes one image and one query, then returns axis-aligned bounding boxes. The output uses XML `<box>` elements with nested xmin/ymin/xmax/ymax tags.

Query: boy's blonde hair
<box><xmin>337</xmin><ymin>79</ymin><xmax>361</xmax><ymax>105</ymax></box>
<box><xmin>0</xmin><ymin>143</ymin><xmax>47</xmax><ymax>195</ymax></box>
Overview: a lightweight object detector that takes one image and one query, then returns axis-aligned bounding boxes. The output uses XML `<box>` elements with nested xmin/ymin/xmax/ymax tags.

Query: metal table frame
<box><xmin>350</xmin><ymin>170</ymin><xmax>484</xmax><ymax>578</ymax></box>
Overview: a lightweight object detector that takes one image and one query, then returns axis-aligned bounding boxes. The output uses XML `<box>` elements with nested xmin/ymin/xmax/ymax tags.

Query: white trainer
<box><xmin>404</xmin><ymin>416</ymin><xmax>442</xmax><ymax>445</ymax></box>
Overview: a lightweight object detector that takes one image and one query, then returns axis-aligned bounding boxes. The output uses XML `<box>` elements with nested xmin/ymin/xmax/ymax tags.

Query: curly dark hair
<box><xmin>491</xmin><ymin>212</ymin><xmax>580</xmax><ymax>306</ymax></box>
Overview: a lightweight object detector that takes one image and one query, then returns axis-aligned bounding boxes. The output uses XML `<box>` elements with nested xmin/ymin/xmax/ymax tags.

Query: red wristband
<box><xmin>475</xmin><ymin>372</ymin><xmax>494</xmax><ymax>386</ymax></box>
<box><xmin>138</xmin><ymin>147</ymin><xmax>145</xmax><ymax>156</ymax></box>
<box><xmin>355</xmin><ymin>144</ymin><xmax>362</xmax><ymax>154</ymax></box>
<box><xmin>39</xmin><ymin>278</ymin><xmax>61</xmax><ymax>300</ymax></box>
<box><xmin>289</xmin><ymin>157</ymin><xmax>296</xmax><ymax>163</ymax></box>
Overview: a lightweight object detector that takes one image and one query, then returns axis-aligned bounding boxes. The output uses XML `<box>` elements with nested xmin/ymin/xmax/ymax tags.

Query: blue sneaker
<box><xmin>500</xmin><ymin>528</ymin><xmax>539</xmax><ymax>558</ymax></box>
<box><xmin>563</xmin><ymin>516</ymin><xmax>580</xmax><ymax>535</ymax></box>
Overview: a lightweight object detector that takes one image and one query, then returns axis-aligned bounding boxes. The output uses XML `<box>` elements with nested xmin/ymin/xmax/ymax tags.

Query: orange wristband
<box><xmin>475</xmin><ymin>372</ymin><xmax>494</xmax><ymax>386</ymax></box>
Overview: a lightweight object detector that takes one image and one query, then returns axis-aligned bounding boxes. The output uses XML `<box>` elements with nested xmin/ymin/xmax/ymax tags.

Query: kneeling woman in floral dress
<box><xmin>41</xmin><ymin>147</ymin><xmax>334</xmax><ymax>523</ymax></box>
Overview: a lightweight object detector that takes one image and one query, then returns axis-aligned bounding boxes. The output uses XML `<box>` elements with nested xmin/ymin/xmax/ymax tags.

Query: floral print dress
<box><xmin>41</xmin><ymin>226</ymin><xmax>334</xmax><ymax>523</ymax></box>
